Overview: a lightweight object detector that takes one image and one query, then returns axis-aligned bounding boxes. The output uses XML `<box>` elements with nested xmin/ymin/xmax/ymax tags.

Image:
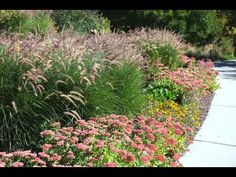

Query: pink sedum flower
<box><xmin>0</xmin><ymin>161</ymin><xmax>6</xmax><ymax>167</ymax></box>
<box><xmin>156</xmin><ymin>154</ymin><xmax>165</xmax><ymax>162</ymax></box>
<box><xmin>12</xmin><ymin>162</ymin><xmax>24</xmax><ymax>167</ymax></box>
<box><xmin>96</xmin><ymin>140</ymin><xmax>105</xmax><ymax>148</ymax></box>
<box><xmin>67</xmin><ymin>151</ymin><xmax>75</xmax><ymax>160</ymax></box>
<box><xmin>140</xmin><ymin>155</ymin><xmax>150</xmax><ymax>164</ymax></box>
<box><xmin>173</xmin><ymin>154</ymin><xmax>181</xmax><ymax>161</ymax></box>
<box><xmin>40</xmin><ymin>130</ymin><xmax>55</xmax><ymax>137</ymax></box>
<box><xmin>56</xmin><ymin>141</ymin><xmax>65</xmax><ymax>147</ymax></box>
<box><xmin>75</xmin><ymin>143</ymin><xmax>89</xmax><ymax>151</ymax></box>
<box><xmin>103</xmin><ymin>162</ymin><xmax>117</xmax><ymax>167</ymax></box>
<box><xmin>41</xmin><ymin>144</ymin><xmax>52</xmax><ymax>151</ymax></box>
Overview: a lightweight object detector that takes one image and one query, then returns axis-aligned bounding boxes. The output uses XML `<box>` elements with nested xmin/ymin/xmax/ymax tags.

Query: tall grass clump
<box><xmin>0</xmin><ymin>49</ymin><xmax>56</xmax><ymax>152</ymax></box>
<box><xmin>41</xmin><ymin>51</ymin><xmax>104</xmax><ymax>124</ymax></box>
<box><xmin>81</xmin><ymin>61</ymin><xmax>145</xmax><ymax>119</ymax></box>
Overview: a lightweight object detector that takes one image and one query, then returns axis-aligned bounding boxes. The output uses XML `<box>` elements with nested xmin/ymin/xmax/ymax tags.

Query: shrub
<box><xmin>141</xmin><ymin>42</ymin><xmax>182</xmax><ymax>69</ymax></box>
<box><xmin>0</xmin><ymin>10</ymin><xmax>56</xmax><ymax>36</ymax></box>
<box><xmin>21</xmin><ymin>12</ymin><xmax>56</xmax><ymax>35</ymax></box>
<box><xmin>143</xmin><ymin>78</ymin><xmax>185</xmax><ymax>103</ymax></box>
<box><xmin>0</xmin><ymin>10</ymin><xmax>26</xmax><ymax>32</ymax></box>
<box><xmin>134</xmin><ymin>28</ymin><xmax>187</xmax><ymax>54</ymax></box>
<box><xmin>52</xmin><ymin>10</ymin><xmax>111</xmax><ymax>35</ymax></box>
<box><xmin>0</xmin><ymin>114</ymin><xmax>192</xmax><ymax>167</ymax></box>
<box><xmin>218</xmin><ymin>37</ymin><xmax>235</xmax><ymax>59</ymax></box>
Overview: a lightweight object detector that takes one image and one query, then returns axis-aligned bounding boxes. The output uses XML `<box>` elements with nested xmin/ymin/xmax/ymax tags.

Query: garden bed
<box><xmin>0</xmin><ymin>14</ymin><xmax>219</xmax><ymax>167</ymax></box>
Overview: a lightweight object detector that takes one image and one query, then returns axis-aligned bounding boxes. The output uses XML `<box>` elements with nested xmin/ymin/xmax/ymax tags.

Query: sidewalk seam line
<box><xmin>211</xmin><ymin>105</ymin><xmax>236</xmax><ymax>108</ymax></box>
<box><xmin>194</xmin><ymin>139</ymin><xmax>236</xmax><ymax>148</ymax></box>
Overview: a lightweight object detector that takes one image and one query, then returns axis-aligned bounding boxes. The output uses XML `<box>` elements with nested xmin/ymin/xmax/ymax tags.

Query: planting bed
<box><xmin>0</xmin><ymin>13</ymin><xmax>219</xmax><ymax>167</ymax></box>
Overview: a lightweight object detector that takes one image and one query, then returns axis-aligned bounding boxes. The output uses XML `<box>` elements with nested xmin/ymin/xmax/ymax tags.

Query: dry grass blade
<box><xmin>64</xmin><ymin>111</ymin><xmax>81</xmax><ymax>120</ymax></box>
<box><xmin>60</xmin><ymin>94</ymin><xmax>78</xmax><ymax>107</ymax></box>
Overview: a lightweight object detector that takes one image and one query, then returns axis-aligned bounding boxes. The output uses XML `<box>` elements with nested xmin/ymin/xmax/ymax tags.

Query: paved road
<box><xmin>179</xmin><ymin>60</ymin><xmax>236</xmax><ymax>167</ymax></box>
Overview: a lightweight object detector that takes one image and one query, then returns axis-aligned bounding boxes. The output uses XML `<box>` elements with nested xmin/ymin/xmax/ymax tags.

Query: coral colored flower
<box><xmin>104</xmin><ymin>132</ymin><xmax>110</xmax><ymax>137</ymax></box>
<box><xmin>142</xmin><ymin>125</ymin><xmax>153</xmax><ymax>133</ymax></box>
<box><xmin>91</xmin><ymin>157</ymin><xmax>98</xmax><ymax>161</ymax></box>
<box><xmin>187</xmin><ymin>127</ymin><xmax>193</xmax><ymax>132</ymax></box>
<box><xmin>69</xmin><ymin>136</ymin><xmax>79</xmax><ymax>144</ymax></box>
<box><xmin>103</xmin><ymin>162</ymin><xmax>117</xmax><ymax>167</ymax></box>
<box><xmin>96</xmin><ymin>140</ymin><xmax>105</xmax><ymax>148</ymax></box>
<box><xmin>56</xmin><ymin>141</ymin><xmax>64</xmax><ymax>147</ymax></box>
<box><xmin>0</xmin><ymin>161</ymin><xmax>6</xmax><ymax>167</ymax></box>
<box><xmin>145</xmin><ymin>133</ymin><xmax>155</xmax><ymax>142</ymax></box>
<box><xmin>174</xmin><ymin>128</ymin><xmax>183</xmax><ymax>135</ymax></box>
<box><xmin>64</xmin><ymin>127</ymin><xmax>74</xmax><ymax>133</ymax></box>
<box><xmin>50</xmin><ymin>153</ymin><xmax>62</xmax><ymax>161</ymax></box>
<box><xmin>171</xmin><ymin>162</ymin><xmax>178</xmax><ymax>167</ymax></box>
<box><xmin>124</xmin><ymin>128</ymin><xmax>132</xmax><ymax>135</ymax></box>
<box><xmin>75</xmin><ymin>143</ymin><xmax>89</xmax><ymax>151</ymax></box>
<box><xmin>29</xmin><ymin>153</ymin><xmax>37</xmax><ymax>158</ymax></box>
<box><xmin>41</xmin><ymin>144</ymin><xmax>52</xmax><ymax>151</ymax></box>
<box><xmin>0</xmin><ymin>152</ymin><xmax>6</xmax><ymax>156</ymax></box>
<box><xmin>12</xmin><ymin>162</ymin><xmax>24</xmax><ymax>167</ymax></box>
<box><xmin>125</xmin><ymin>152</ymin><xmax>136</xmax><ymax>163</ymax></box>
<box><xmin>84</xmin><ymin>137</ymin><xmax>94</xmax><ymax>145</ymax></box>
<box><xmin>2</xmin><ymin>153</ymin><xmax>13</xmax><ymax>158</ymax></box>
<box><xmin>160</xmin><ymin>128</ymin><xmax>168</xmax><ymax>136</ymax></box>
<box><xmin>130</xmin><ymin>141</ymin><xmax>138</xmax><ymax>149</ymax></box>
<box><xmin>156</xmin><ymin>63</ymin><xmax>165</xmax><ymax>67</ymax></box>
<box><xmin>112</xmin><ymin>130</ymin><xmax>121</xmax><ymax>135</ymax></box>
<box><xmin>38</xmin><ymin>152</ymin><xmax>50</xmax><ymax>159</ymax></box>
<box><xmin>87</xmin><ymin>162</ymin><xmax>93</xmax><ymax>167</ymax></box>
<box><xmin>124</xmin><ymin>136</ymin><xmax>132</xmax><ymax>143</ymax></box>
<box><xmin>173</xmin><ymin>154</ymin><xmax>181</xmax><ymax>161</ymax></box>
<box><xmin>147</xmin><ymin>144</ymin><xmax>157</xmax><ymax>152</ymax></box>
<box><xmin>140</xmin><ymin>155</ymin><xmax>150</xmax><ymax>164</ymax></box>
<box><xmin>136</xmin><ymin>144</ymin><xmax>145</xmax><ymax>151</ymax></box>
<box><xmin>32</xmin><ymin>157</ymin><xmax>46</xmax><ymax>165</ymax></box>
<box><xmin>156</xmin><ymin>154</ymin><xmax>165</xmax><ymax>162</ymax></box>
<box><xmin>54</xmin><ymin>134</ymin><xmax>66</xmax><ymax>141</ymax></box>
<box><xmin>155</xmin><ymin>122</ymin><xmax>163</xmax><ymax>128</ymax></box>
<box><xmin>134</xmin><ymin>136</ymin><xmax>143</xmax><ymax>144</ymax></box>
<box><xmin>40</xmin><ymin>130</ymin><xmax>55</xmax><ymax>137</ymax></box>
<box><xmin>167</xmin><ymin>138</ymin><xmax>177</xmax><ymax>146</ymax></box>
<box><xmin>67</xmin><ymin>151</ymin><xmax>75</xmax><ymax>160</ymax></box>
<box><xmin>118</xmin><ymin>150</ymin><xmax>127</xmax><ymax>158</ymax></box>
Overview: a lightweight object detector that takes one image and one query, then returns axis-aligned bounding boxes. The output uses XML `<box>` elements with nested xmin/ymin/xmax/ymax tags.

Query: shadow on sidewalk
<box><xmin>214</xmin><ymin>60</ymin><xmax>236</xmax><ymax>80</ymax></box>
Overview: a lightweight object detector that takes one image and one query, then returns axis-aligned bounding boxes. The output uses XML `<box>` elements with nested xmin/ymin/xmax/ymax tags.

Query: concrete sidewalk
<box><xmin>179</xmin><ymin>60</ymin><xmax>236</xmax><ymax>167</ymax></box>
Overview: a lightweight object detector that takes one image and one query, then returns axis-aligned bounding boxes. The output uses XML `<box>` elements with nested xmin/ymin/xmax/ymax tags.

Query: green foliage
<box><xmin>218</xmin><ymin>37</ymin><xmax>235</xmax><ymax>59</ymax></box>
<box><xmin>83</xmin><ymin>61</ymin><xmax>145</xmax><ymax>118</ymax></box>
<box><xmin>141</xmin><ymin>42</ymin><xmax>182</xmax><ymax>69</ymax></box>
<box><xmin>0</xmin><ymin>10</ymin><xmax>26</xmax><ymax>32</ymax></box>
<box><xmin>27</xmin><ymin>12</ymin><xmax>55</xmax><ymax>35</ymax></box>
<box><xmin>101</xmin><ymin>10</ymin><xmax>223</xmax><ymax>47</ymax></box>
<box><xmin>0</xmin><ymin>10</ymin><xmax>55</xmax><ymax>36</ymax></box>
<box><xmin>52</xmin><ymin>10</ymin><xmax>110</xmax><ymax>35</ymax></box>
<box><xmin>185</xmin><ymin>10</ymin><xmax>222</xmax><ymax>46</ymax></box>
<box><xmin>144</xmin><ymin>78</ymin><xmax>185</xmax><ymax>103</ymax></box>
<box><xmin>18</xmin><ymin>12</ymin><xmax>55</xmax><ymax>36</ymax></box>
